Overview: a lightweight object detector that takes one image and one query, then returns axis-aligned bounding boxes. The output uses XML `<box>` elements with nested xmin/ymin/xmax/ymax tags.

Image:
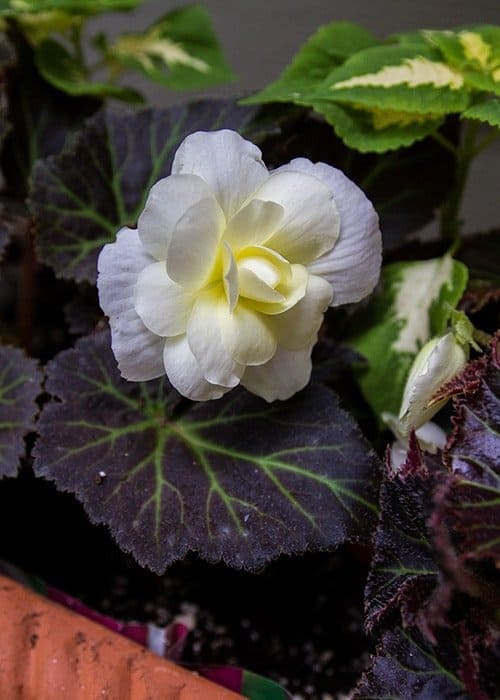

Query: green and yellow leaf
<box><xmin>348</xmin><ymin>255</ymin><xmax>468</xmax><ymax>419</ymax></box>
<box><xmin>105</xmin><ymin>5</ymin><xmax>235</xmax><ymax>90</ymax></box>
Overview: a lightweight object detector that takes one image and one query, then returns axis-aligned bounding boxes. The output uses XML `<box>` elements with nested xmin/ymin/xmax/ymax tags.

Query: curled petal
<box><xmin>270</xmin><ymin>274</ymin><xmax>333</xmax><ymax>350</ymax></box>
<box><xmin>166</xmin><ymin>197</ymin><xmax>225</xmax><ymax>289</ymax></box>
<box><xmin>97</xmin><ymin>227</ymin><xmax>165</xmax><ymax>380</ymax></box>
<box><xmin>223</xmin><ymin>199</ymin><xmax>284</xmax><ymax>250</ymax></box>
<box><xmin>163</xmin><ymin>334</ymin><xmax>230</xmax><ymax>401</ymax></box>
<box><xmin>187</xmin><ymin>290</ymin><xmax>244</xmax><ymax>388</ymax></box>
<box><xmin>134</xmin><ymin>261</ymin><xmax>194</xmax><ymax>337</ymax></box>
<box><xmin>138</xmin><ymin>174</ymin><xmax>213</xmax><ymax>261</ymax></box>
<box><xmin>220</xmin><ymin>302</ymin><xmax>277</xmax><ymax>366</ymax></box>
<box><xmin>249</xmin><ymin>263</ymin><xmax>308</xmax><ymax>315</ymax></box>
<box><xmin>241</xmin><ymin>342</ymin><xmax>314</xmax><ymax>402</ymax></box>
<box><xmin>172</xmin><ymin>130</ymin><xmax>269</xmax><ymax>219</ymax></box>
<box><xmin>278</xmin><ymin>159</ymin><xmax>382</xmax><ymax>306</ymax></box>
<box><xmin>254</xmin><ymin>170</ymin><xmax>340</xmax><ymax>264</ymax></box>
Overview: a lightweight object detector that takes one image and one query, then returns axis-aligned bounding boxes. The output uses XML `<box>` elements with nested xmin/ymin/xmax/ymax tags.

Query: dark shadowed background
<box><xmin>94</xmin><ymin>0</ymin><xmax>500</xmax><ymax>235</ymax></box>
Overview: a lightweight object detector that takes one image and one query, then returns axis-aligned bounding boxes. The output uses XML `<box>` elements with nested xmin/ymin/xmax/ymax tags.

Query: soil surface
<box><xmin>0</xmin><ymin>467</ymin><xmax>372</xmax><ymax>699</ymax></box>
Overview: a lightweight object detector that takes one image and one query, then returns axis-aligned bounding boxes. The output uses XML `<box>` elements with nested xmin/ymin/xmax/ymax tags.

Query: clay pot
<box><xmin>0</xmin><ymin>574</ymin><xmax>242</xmax><ymax>699</ymax></box>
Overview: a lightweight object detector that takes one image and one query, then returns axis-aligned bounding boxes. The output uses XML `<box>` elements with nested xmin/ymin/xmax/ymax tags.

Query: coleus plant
<box><xmin>0</xmin><ymin>8</ymin><xmax>499</xmax><ymax>698</ymax></box>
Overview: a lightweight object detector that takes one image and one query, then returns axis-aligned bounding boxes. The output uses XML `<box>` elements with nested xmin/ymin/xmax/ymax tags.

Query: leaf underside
<box><xmin>33</xmin><ymin>329</ymin><xmax>380</xmax><ymax>573</ymax></box>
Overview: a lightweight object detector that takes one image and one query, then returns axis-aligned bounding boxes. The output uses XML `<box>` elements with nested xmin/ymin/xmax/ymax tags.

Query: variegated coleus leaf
<box><xmin>242</xmin><ymin>21</ymin><xmax>378</xmax><ymax>106</ymax></box>
<box><xmin>462</xmin><ymin>97</ymin><xmax>500</xmax><ymax>127</ymax></box>
<box><xmin>425</xmin><ymin>25</ymin><xmax>500</xmax><ymax>98</ymax></box>
<box><xmin>0</xmin><ymin>0</ymin><xmax>138</xmax><ymax>16</ymax></box>
<box><xmin>101</xmin><ymin>5</ymin><xmax>235</xmax><ymax>91</ymax></box>
<box><xmin>348</xmin><ymin>255</ymin><xmax>468</xmax><ymax>421</ymax></box>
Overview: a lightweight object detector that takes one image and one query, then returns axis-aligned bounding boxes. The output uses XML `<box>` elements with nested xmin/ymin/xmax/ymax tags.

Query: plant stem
<box><xmin>17</xmin><ymin>218</ymin><xmax>37</xmax><ymax>355</ymax></box>
<box><xmin>70</xmin><ymin>22</ymin><xmax>85</xmax><ymax>68</ymax></box>
<box><xmin>439</xmin><ymin>121</ymin><xmax>478</xmax><ymax>246</ymax></box>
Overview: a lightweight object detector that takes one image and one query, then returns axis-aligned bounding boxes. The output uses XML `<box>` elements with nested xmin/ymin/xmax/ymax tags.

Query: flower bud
<box><xmin>399</xmin><ymin>332</ymin><xmax>468</xmax><ymax>433</ymax></box>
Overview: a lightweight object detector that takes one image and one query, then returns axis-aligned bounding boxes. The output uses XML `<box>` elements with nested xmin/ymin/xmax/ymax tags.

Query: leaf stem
<box><xmin>16</xmin><ymin>218</ymin><xmax>37</xmax><ymax>354</ymax></box>
<box><xmin>439</xmin><ymin>121</ymin><xmax>479</xmax><ymax>246</ymax></box>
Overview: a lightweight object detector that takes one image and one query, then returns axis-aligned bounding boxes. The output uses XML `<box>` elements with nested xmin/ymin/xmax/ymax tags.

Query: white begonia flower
<box><xmin>399</xmin><ymin>331</ymin><xmax>468</xmax><ymax>433</ymax></box>
<box><xmin>97</xmin><ymin>129</ymin><xmax>381</xmax><ymax>402</ymax></box>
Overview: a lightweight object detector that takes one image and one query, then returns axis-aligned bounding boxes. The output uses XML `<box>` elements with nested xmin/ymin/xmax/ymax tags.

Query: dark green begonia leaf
<box><xmin>29</xmin><ymin>100</ymin><xmax>259</xmax><ymax>283</ymax></box>
<box><xmin>0</xmin><ymin>195</ymin><xmax>29</xmax><ymax>259</ymax></box>
<box><xmin>242</xmin><ymin>21</ymin><xmax>378</xmax><ymax>106</ymax></box>
<box><xmin>104</xmin><ymin>5</ymin><xmax>235</xmax><ymax>91</ymax></box>
<box><xmin>33</xmin><ymin>329</ymin><xmax>380</xmax><ymax>573</ymax></box>
<box><xmin>353</xmin><ymin>627</ymin><xmax>466</xmax><ymax>700</ymax></box>
<box><xmin>1</xmin><ymin>36</ymin><xmax>99</xmax><ymax>194</ymax></box>
<box><xmin>34</xmin><ymin>39</ymin><xmax>142</xmax><ymax>102</ymax></box>
<box><xmin>0</xmin><ymin>344</ymin><xmax>41</xmax><ymax>478</ymax></box>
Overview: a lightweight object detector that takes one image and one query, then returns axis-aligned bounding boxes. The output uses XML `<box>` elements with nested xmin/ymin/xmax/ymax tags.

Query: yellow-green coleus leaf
<box><xmin>305</xmin><ymin>100</ymin><xmax>442</xmax><ymax>153</ymax></box>
<box><xmin>348</xmin><ymin>255</ymin><xmax>468</xmax><ymax>421</ymax></box>
<box><xmin>241</xmin><ymin>21</ymin><xmax>378</xmax><ymax>106</ymax></box>
<box><xmin>104</xmin><ymin>5</ymin><xmax>235</xmax><ymax>90</ymax></box>
<box><xmin>311</xmin><ymin>44</ymin><xmax>470</xmax><ymax>115</ymax></box>
<box><xmin>0</xmin><ymin>0</ymin><xmax>138</xmax><ymax>14</ymax></box>
<box><xmin>425</xmin><ymin>25</ymin><xmax>500</xmax><ymax>96</ymax></box>
<box><xmin>462</xmin><ymin>97</ymin><xmax>500</xmax><ymax>127</ymax></box>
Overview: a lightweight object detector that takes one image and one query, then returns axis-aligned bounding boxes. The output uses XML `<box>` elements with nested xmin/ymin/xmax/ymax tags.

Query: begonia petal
<box><xmin>223</xmin><ymin>199</ymin><xmax>284</xmax><ymax>250</ymax></box>
<box><xmin>172</xmin><ymin>130</ymin><xmax>269</xmax><ymax>219</ymax></box>
<box><xmin>187</xmin><ymin>290</ymin><xmax>245</xmax><ymax>388</ymax></box>
<box><xmin>254</xmin><ymin>170</ymin><xmax>340</xmax><ymax>264</ymax></box>
<box><xmin>134</xmin><ymin>261</ymin><xmax>194</xmax><ymax>337</ymax></box>
<box><xmin>97</xmin><ymin>227</ymin><xmax>165</xmax><ymax>380</ymax></box>
<box><xmin>138</xmin><ymin>174</ymin><xmax>214</xmax><ymax>261</ymax></box>
<box><xmin>278</xmin><ymin>159</ymin><xmax>381</xmax><ymax>306</ymax></box>
<box><xmin>270</xmin><ymin>274</ymin><xmax>333</xmax><ymax>349</ymax></box>
<box><xmin>220</xmin><ymin>302</ymin><xmax>277</xmax><ymax>366</ymax></box>
<box><xmin>163</xmin><ymin>334</ymin><xmax>230</xmax><ymax>401</ymax></box>
<box><xmin>166</xmin><ymin>197</ymin><xmax>225</xmax><ymax>289</ymax></box>
<box><xmin>241</xmin><ymin>342</ymin><xmax>314</xmax><ymax>401</ymax></box>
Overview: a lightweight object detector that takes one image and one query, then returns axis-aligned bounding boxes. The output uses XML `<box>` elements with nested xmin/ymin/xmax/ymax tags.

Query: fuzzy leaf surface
<box><xmin>438</xmin><ymin>342</ymin><xmax>500</xmax><ymax>570</ymax></box>
<box><xmin>30</xmin><ymin>101</ymin><xmax>258</xmax><ymax>283</ymax></box>
<box><xmin>33</xmin><ymin>330</ymin><xmax>380</xmax><ymax>573</ymax></box>
<box><xmin>354</xmin><ymin>627</ymin><xmax>466</xmax><ymax>700</ymax></box>
<box><xmin>365</xmin><ymin>442</ymin><xmax>440</xmax><ymax>632</ymax></box>
<box><xmin>0</xmin><ymin>344</ymin><xmax>41</xmax><ymax>478</ymax></box>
